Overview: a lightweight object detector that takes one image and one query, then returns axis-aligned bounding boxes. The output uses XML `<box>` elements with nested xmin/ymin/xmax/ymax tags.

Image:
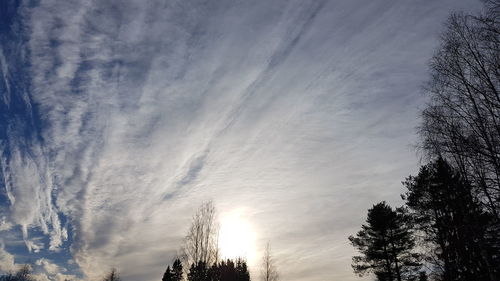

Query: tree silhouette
<box><xmin>172</xmin><ymin>258</ymin><xmax>183</xmax><ymax>281</ymax></box>
<box><xmin>102</xmin><ymin>268</ymin><xmax>121</xmax><ymax>281</ymax></box>
<box><xmin>182</xmin><ymin>201</ymin><xmax>219</xmax><ymax>269</ymax></box>
<box><xmin>217</xmin><ymin>259</ymin><xmax>236</xmax><ymax>281</ymax></box>
<box><xmin>403</xmin><ymin>158</ymin><xmax>499</xmax><ymax>281</ymax></box>
<box><xmin>420</xmin><ymin>0</ymin><xmax>500</xmax><ymax>220</ymax></box>
<box><xmin>187</xmin><ymin>261</ymin><xmax>208</xmax><ymax>281</ymax></box>
<box><xmin>162</xmin><ymin>258</ymin><xmax>183</xmax><ymax>281</ymax></box>
<box><xmin>349</xmin><ymin>202</ymin><xmax>420</xmax><ymax>281</ymax></box>
<box><xmin>260</xmin><ymin>242</ymin><xmax>278</xmax><ymax>281</ymax></box>
<box><xmin>205</xmin><ymin>259</ymin><xmax>250</xmax><ymax>281</ymax></box>
<box><xmin>162</xmin><ymin>266</ymin><xmax>173</xmax><ymax>281</ymax></box>
<box><xmin>235</xmin><ymin>258</ymin><xmax>250</xmax><ymax>281</ymax></box>
<box><xmin>415</xmin><ymin>1</ymin><xmax>500</xmax><ymax>280</ymax></box>
<box><xmin>417</xmin><ymin>272</ymin><xmax>427</xmax><ymax>281</ymax></box>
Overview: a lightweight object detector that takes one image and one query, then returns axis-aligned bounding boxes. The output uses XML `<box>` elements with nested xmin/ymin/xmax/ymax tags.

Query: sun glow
<box><xmin>218</xmin><ymin>210</ymin><xmax>257</xmax><ymax>264</ymax></box>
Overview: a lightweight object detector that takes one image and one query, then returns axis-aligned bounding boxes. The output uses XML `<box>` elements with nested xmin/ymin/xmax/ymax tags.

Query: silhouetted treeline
<box><xmin>162</xmin><ymin>258</ymin><xmax>250</xmax><ymax>281</ymax></box>
<box><xmin>0</xmin><ymin>264</ymin><xmax>122</xmax><ymax>281</ymax></box>
<box><xmin>350</xmin><ymin>1</ymin><xmax>500</xmax><ymax>280</ymax></box>
<box><xmin>0</xmin><ymin>202</ymin><xmax>266</xmax><ymax>281</ymax></box>
<box><xmin>164</xmin><ymin>201</ymin><xmax>274</xmax><ymax>281</ymax></box>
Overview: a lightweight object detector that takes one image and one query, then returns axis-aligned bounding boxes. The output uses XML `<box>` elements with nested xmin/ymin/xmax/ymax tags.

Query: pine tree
<box><xmin>349</xmin><ymin>202</ymin><xmax>420</xmax><ymax>281</ymax></box>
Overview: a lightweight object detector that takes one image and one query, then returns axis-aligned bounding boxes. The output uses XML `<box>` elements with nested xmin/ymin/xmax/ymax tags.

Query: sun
<box><xmin>218</xmin><ymin>210</ymin><xmax>257</xmax><ymax>264</ymax></box>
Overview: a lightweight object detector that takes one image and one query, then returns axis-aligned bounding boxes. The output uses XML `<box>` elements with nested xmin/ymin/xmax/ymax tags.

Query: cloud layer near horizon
<box><xmin>0</xmin><ymin>0</ymin><xmax>481</xmax><ymax>280</ymax></box>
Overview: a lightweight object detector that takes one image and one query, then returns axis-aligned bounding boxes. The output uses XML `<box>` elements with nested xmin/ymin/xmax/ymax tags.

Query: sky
<box><xmin>0</xmin><ymin>0</ymin><xmax>484</xmax><ymax>281</ymax></box>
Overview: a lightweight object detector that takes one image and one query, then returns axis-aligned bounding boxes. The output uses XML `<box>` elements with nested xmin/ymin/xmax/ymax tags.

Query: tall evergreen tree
<box><xmin>403</xmin><ymin>158</ymin><xmax>499</xmax><ymax>281</ymax></box>
<box><xmin>162</xmin><ymin>266</ymin><xmax>173</xmax><ymax>281</ymax></box>
<box><xmin>172</xmin><ymin>259</ymin><xmax>183</xmax><ymax>281</ymax></box>
<box><xmin>218</xmin><ymin>259</ymin><xmax>237</xmax><ymax>281</ymax></box>
<box><xmin>207</xmin><ymin>263</ymin><xmax>221</xmax><ymax>281</ymax></box>
<box><xmin>349</xmin><ymin>202</ymin><xmax>420</xmax><ymax>281</ymax></box>
<box><xmin>235</xmin><ymin>259</ymin><xmax>250</xmax><ymax>281</ymax></box>
<box><xmin>188</xmin><ymin>261</ymin><xmax>208</xmax><ymax>281</ymax></box>
<box><xmin>199</xmin><ymin>258</ymin><xmax>251</xmax><ymax>281</ymax></box>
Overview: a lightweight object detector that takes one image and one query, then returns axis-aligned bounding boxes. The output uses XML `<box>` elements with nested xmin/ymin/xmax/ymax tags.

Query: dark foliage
<box><xmin>163</xmin><ymin>259</ymin><xmax>183</xmax><ymax>281</ymax></box>
<box><xmin>185</xmin><ymin>258</ymin><xmax>250</xmax><ymax>281</ymax></box>
<box><xmin>188</xmin><ymin>261</ymin><xmax>209</xmax><ymax>281</ymax></box>
<box><xmin>349</xmin><ymin>202</ymin><xmax>421</xmax><ymax>281</ymax></box>
<box><xmin>403</xmin><ymin>158</ymin><xmax>499</xmax><ymax>281</ymax></box>
<box><xmin>172</xmin><ymin>258</ymin><xmax>183</xmax><ymax>281</ymax></box>
<box><xmin>162</xmin><ymin>266</ymin><xmax>173</xmax><ymax>281</ymax></box>
<box><xmin>412</xmin><ymin>0</ymin><xmax>500</xmax><ymax>280</ymax></box>
<box><xmin>102</xmin><ymin>268</ymin><xmax>121</xmax><ymax>281</ymax></box>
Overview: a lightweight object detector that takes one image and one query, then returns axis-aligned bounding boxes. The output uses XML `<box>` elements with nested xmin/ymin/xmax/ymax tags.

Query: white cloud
<box><xmin>35</xmin><ymin>258</ymin><xmax>82</xmax><ymax>281</ymax></box>
<box><xmin>54</xmin><ymin>273</ymin><xmax>79</xmax><ymax>281</ymax></box>
<box><xmin>0</xmin><ymin>216</ymin><xmax>13</xmax><ymax>232</ymax></box>
<box><xmin>0</xmin><ymin>242</ymin><xmax>16</xmax><ymax>273</ymax></box>
<box><xmin>36</xmin><ymin>258</ymin><xmax>62</xmax><ymax>275</ymax></box>
<box><xmin>33</xmin><ymin>273</ymin><xmax>51</xmax><ymax>281</ymax></box>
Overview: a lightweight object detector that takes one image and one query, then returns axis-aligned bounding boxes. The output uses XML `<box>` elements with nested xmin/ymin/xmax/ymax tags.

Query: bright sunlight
<box><xmin>218</xmin><ymin>210</ymin><xmax>257</xmax><ymax>264</ymax></box>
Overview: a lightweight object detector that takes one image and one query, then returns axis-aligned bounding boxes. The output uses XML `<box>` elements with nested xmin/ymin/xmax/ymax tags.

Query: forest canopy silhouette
<box><xmin>349</xmin><ymin>1</ymin><xmax>500</xmax><ymax>280</ymax></box>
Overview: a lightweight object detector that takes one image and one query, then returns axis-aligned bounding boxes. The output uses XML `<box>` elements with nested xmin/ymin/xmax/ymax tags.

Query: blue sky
<box><xmin>0</xmin><ymin>0</ymin><xmax>483</xmax><ymax>281</ymax></box>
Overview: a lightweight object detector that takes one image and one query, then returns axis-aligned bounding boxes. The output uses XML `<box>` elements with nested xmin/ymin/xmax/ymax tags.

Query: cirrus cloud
<box><xmin>0</xmin><ymin>0</ymin><xmax>482</xmax><ymax>280</ymax></box>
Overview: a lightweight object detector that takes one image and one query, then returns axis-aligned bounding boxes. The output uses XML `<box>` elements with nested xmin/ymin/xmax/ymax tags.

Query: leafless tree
<box><xmin>420</xmin><ymin>5</ymin><xmax>500</xmax><ymax>218</ymax></box>
<box><xmin>102</xmin><ymin>268</ymin><xmax>121</xmax><ymax>281</ymax></box>
<box><xmin>419</xmin><ymin>4</ymin><xmax>500</xmax><ymax>279</ymax></box>
<box><xmin>261</xmin><ymin>242</ymin><xmax>279</xmax><ymax>281</ymax></box>
<box><xmin>182</xmin><ymin>201</ymin><xmax>219</xmax><ymax>268</ymax></box>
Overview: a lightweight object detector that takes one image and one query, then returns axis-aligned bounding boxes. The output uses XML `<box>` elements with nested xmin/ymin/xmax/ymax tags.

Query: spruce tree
<box><xmin>172</xmin><ymin>259</ymin><xmax>183</xmax><ymax>281</ymax></box>
<box><xmin>207</xmin><ymin>262</ymin><xmax>221</xmax><ymax>281</ymax></box>
<box><xmin>235</xmin><ymin>258</ymin><xmax>250</xmax><ymax>281</ymax></box>
<box><xmin>219</xmin><ymin>259</ymin><xmax>236</xmax><ymax>281</ymax></box>
<box><xmin>188</xmin><ymin>261</ymin><xmax>208</xmax><ymax>281</ymax></box>
<box><xmin>403</xmin><ymin>158</ymin><xmax>498</xmax><ymax>281</ymax></box>
<box><xmin>162</xmin><ymin>266</ymin><xmax>173</xmax><ymax>281</ymax></box>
